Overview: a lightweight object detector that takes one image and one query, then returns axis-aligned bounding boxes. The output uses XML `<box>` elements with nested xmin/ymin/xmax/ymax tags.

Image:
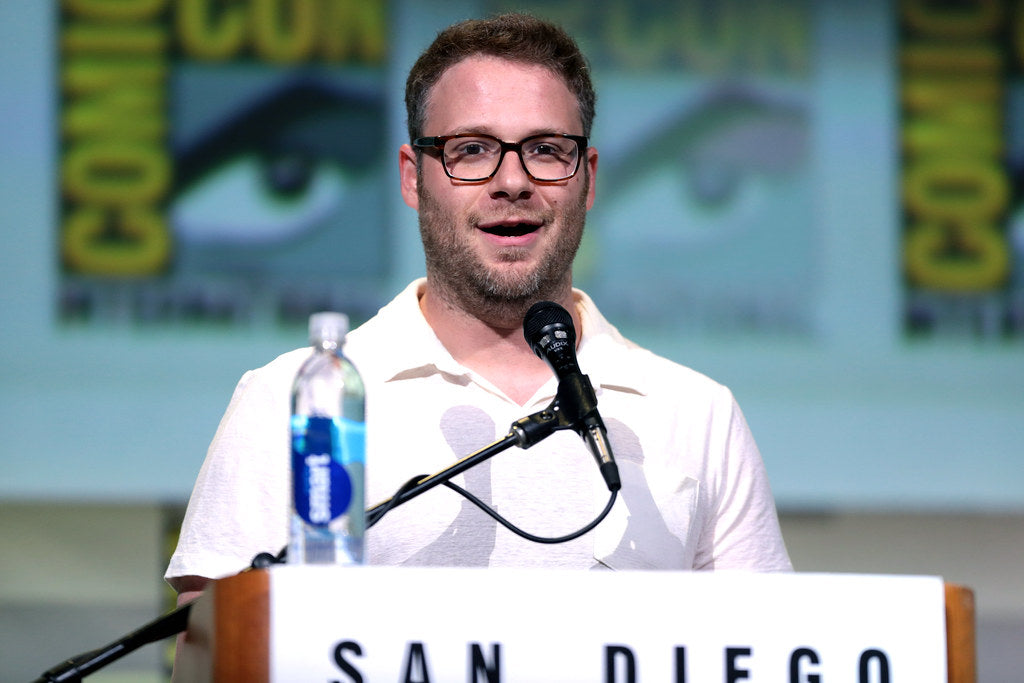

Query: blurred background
<box><xmin>1</xmin><ymin>0</ymin><xmax>1021</xmax><ymax>679</ymax></box>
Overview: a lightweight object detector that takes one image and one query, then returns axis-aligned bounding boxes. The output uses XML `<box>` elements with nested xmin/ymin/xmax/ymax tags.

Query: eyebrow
<box><xmin>441</xmin><ymin>126</ymin><xmax>573</xmax><ymax>139</ymax></box>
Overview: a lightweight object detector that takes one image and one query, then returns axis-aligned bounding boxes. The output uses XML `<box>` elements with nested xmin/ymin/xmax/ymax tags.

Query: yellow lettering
<box><xmin>63</xmin><ymin>142</ymin><xmax>170</xmax><ymax>205</ymax></box>
<box><xmin>1017</xmin><ymin>1</ymin><xmax>1024</xmax><ymax>69</ymax></box>
<box><xmin>604</xmin><ymin>1</ymin><xmax>673</xmax><ymax>70</ymax></box>
<box><xmin>321</xmin><ymin>0</ymin><xmax>387</xmax><ymax>62</ymax></box>
<box><xmin>903</xmin><ymin>118</ymin><xmax>1001</xmax><ymax>158</ymax></box>
<box><xmin>62</xmin><ymin>23</ymin><xmax>167</xmax><ymax>54</ymax></box>
<box><xmin>747</xmin><ymin>0</ymin><xmax>808</xmax><ymax>75</ymax></box>
<box><xmin>904</xmin><ymin>158</ymin><xmax>1008</xmax><ymax>222</ymax></box>
<box><xmin>62</xmin><ymin>57</ymin><xmax>165</xmax><ymax>93</ymax></box>
<box><xmin>902</xmin><ymin>0</ymin><xmax>1002</xmax><ymax>38</ymax></box>
<box><xmin>61</xmin><ymin>0</ymin><xmax>172</xmax><ymax>279</ymax></box>
<box><xmin>62</xmin><ymin>206</ymin><xmax>172</xmax><ymax>276</ymax></box>
<box><xmin>901</xmin><ymin>42</ymin><xmax>1000</xmax><ymax>71</ymax></box>
<box><xmin>600</xmin><ymin>0</ymin><xmax>807</xmax><ymax>74</ymax></box>
<box><xmin>175</xmin><ymin>0</ymin><xmax>388</xmax><ymax>63</ymax></box>
<box><xmin>902</xmin><ymin>76</ymin><xmax>1001</xmax><ymax>110</ymax></box>
<box><xmin>900</xmin><ymin>0</ymin><xmax>1010</xmax><ymax>295</ymax></box>
<box><xmin>905</xmin><ymin>219</ymin><xmax>1009</xmax><ymax>290</ymax></box>
<box><xmin>63</xmin><ymin>87</ymin><xmax>166</xmax><ymax>139</ymax></box>
<box><xmin>63</xmin><ymin>0</ymin><xmax>168</xmax><ymax>21</ymax></box>
<box><xmin>902</xmin><ymin>93</ymin><xmax>1001</xmax><ymax>156</ymax></box>
<box><xmin>678</xmin><ymin>0</ymin><xmax>741</xmax><ymax>73</ymax></box>
<box><xmin>176</xmin><ymin>0</ymin><xmax>247</xmax><ymax>61</ymax></box>
<box><xmin>252</xmin><ymin>0</ymin><xmax>316</xmax><ymax>63</ymax></box>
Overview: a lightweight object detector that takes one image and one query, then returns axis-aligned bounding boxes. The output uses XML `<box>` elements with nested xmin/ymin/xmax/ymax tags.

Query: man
<box><xmin>166</xmin><ymin>12</ymin><xmax>791</xmax><ymax>608</ymax></box>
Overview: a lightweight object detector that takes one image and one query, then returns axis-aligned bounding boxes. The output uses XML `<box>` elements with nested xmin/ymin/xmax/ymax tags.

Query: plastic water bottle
<box><xmin>289</xmin><ymin>312</ymin><xmax>366</xmax><ymax>564</ymax></box>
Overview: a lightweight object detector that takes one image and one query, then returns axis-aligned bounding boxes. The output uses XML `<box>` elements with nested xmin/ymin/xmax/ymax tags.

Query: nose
<box><xmin>488</xmin><ymin>149</ymin><xmax>533</xmax><ymax>200</ymax></box>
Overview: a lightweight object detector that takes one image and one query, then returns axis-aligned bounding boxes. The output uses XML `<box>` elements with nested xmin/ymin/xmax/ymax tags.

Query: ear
<box><xmin>584</xmin><ymin>146</ymin><xmax>598</xmax><ymax>211</ymax></box>
<box><xmin>399</xmin><ymin>143</ymin><xmax>420</xmax><ymax>210</ymax></box>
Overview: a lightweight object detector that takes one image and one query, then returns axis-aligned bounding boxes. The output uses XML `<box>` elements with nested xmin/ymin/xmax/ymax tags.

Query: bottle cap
<box><xmin>308</xmin><ymin>311</ymin><xmax>349</xmax><ymax>345</ymax></box>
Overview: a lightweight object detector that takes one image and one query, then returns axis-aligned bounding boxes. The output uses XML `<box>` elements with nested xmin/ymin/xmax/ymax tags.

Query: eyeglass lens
<box><xmin>442</xmin><ymin>136</ymin><xmax>580</xmax><ymax>181</ymax></box>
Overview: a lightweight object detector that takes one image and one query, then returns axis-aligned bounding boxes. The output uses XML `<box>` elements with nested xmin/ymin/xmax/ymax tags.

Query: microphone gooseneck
<box><xmin>523</xmin><ymin>301</ymin><xmax>621</xmax><ymax>492</ymax></box>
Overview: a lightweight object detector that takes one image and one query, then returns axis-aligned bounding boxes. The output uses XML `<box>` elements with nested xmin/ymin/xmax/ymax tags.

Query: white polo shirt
<box><xmin>166</xmin><ymin>279</ymin><xmax>791</xmax><ymax>583</ymax></box>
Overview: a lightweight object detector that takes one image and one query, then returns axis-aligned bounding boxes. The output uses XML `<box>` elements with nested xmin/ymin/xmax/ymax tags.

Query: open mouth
<box><xmin>478</xmin><ymin>222</ymin><xmax>542</xmax><ymax>237</ymax></box>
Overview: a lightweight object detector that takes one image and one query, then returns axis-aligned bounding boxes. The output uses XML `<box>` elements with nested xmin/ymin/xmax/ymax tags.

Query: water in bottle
<box><xmin>289</xmin><ymin>312</ymin><xmax>366</xmax><ymax>564</ymax></box>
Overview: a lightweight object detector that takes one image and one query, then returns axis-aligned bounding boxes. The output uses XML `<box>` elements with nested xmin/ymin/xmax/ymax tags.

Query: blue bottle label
<box><xmin>291</xmin><ymin>415</ymin><xmax>365</xmax><ymax>527</ymax></box>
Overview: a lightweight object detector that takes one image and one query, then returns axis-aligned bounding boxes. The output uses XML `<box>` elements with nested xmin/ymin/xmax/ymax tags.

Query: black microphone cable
<box><xmin>369</xmin><ymin>474</ymin><xmax>618</xmax><ymax>544</ymax></box>
<box><xmin>442</xmin><ymin>480</ymin><xmax>617</xmax><ymax>544</ymax></box>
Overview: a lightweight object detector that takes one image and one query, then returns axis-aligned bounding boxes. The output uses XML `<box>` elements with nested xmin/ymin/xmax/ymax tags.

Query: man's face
<box><xmin>400</xmin><ymin>55</ymin><xmax>598</xmax><ymax>319</ymax></box>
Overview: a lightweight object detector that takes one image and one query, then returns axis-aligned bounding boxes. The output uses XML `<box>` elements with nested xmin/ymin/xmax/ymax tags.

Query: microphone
<box><xmin>523</xmin><ymin>301</ymin><xmax>621</xmax><ymax>492</ymax></box>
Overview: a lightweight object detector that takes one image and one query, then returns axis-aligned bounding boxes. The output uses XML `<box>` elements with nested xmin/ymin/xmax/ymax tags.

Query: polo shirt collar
<box><xmin>358</xmin><ymin>279</ymin><xmax>650</xmax><ymax>398</ymax></box>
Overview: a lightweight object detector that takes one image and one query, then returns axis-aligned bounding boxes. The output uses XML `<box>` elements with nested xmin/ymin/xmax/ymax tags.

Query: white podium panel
<box><xmin>269</xmin><ymin>566</ymin><xmax>947</xmax><ymax>682</ymax></box>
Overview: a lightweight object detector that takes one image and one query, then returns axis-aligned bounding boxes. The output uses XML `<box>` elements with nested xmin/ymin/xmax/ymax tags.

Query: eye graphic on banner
<box><xmin>58</xmin><ymin>1</ymin><xmax>391</xmax><ymax>327</ymax></box>
<box><xmin>171</xmin><ymin>81</ymin><xmax>382</xmax><ymax>246</ymax></box>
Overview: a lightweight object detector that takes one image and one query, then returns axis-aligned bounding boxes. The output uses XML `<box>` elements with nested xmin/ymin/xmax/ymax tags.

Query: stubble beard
<box><xmin>418</xmin><ymin>185</ymin><xmax>588</xmax><ymax>327</ymax></box>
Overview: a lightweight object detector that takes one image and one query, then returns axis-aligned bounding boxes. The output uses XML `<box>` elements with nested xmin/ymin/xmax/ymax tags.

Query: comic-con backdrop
<box><xmin>0</xmin><ymin>0</ymin><xmax>1015</xmax><ymax>509</ymax></box>
<box><xmin>57</xmin><ymin>0</ymin><xmax>1024</xmax><ymax>337</ymax></box>
<box><xmin>59</xmin><ymin>0</ymin><xmax>391</xmax><ymax>325</ymax></box>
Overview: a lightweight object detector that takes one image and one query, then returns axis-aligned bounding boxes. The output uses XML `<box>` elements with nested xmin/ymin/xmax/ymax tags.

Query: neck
<box><xmin>419</xmin><ymin>279</ymin><xmax>580</xmax><ymax>405</ymax></box>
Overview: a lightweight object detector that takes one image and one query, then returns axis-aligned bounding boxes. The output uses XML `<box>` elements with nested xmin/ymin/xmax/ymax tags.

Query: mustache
<box><xmin>469</xmin><ymin>211</ymin><xmax>555</xmax><ymax>235</ymax></box>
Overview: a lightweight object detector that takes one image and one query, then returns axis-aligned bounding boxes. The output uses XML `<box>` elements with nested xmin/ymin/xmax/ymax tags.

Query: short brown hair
<box><xmin>404</xmin><ymin>13</ymin><xmax>596</xmax><ymax>141</ymax></box>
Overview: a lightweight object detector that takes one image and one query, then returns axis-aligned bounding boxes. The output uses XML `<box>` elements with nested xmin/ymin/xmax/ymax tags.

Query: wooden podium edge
<box><xmin>213</xmin><ymin>569</ymin><xmax>270</xmax><ymax>682</ymax></box>
<box><xmin>190</xmin><ymin>572</ymin><xmax>974</xmax><ymax>683</ymax></box>
<box><xmin>945</xmin><ymin>582</ymin><xmax>976</xmax><ymax>683</ymax></box>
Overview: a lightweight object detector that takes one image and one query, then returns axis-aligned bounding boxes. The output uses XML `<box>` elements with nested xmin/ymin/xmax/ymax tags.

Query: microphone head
<box><xmin>523</xmin><ymin>300</ymin><xmax>576</xmax><ymax>359</ymax></box>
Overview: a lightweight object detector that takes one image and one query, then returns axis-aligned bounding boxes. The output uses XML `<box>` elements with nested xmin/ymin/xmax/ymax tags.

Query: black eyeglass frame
<box><xmin>412</xmin><ymin>132</ymin><xmax>589</xmax><ymax>182</ymax></box>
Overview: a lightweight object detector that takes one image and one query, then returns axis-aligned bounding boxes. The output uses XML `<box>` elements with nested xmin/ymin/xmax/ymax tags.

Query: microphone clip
<box><xmin>508</xmin><ymin>375</ymin><xmax>622</xmax><ymax>492</ymax></box>
<box><xmin>508</xmin><ymin>372</ymin><xmax>596</xmax><ymax>450</ymax></box>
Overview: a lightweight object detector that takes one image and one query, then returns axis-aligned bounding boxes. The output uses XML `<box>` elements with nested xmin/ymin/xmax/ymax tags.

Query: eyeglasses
<box><xmin>412</xmin><ymin>132</ymin><xmax>588</xmax><ymax>182</ymax></box>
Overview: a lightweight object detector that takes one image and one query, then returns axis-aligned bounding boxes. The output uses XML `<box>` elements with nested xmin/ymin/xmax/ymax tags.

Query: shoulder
<box><xmin>576</xmin><ymin>290</ymin><xmax>734</xmax><ymax>407</ymax></box>
<box><xmin>245</xmin><ymin>347</ymin><xmax>311</xmax><ymax>387</ymax></box>
<box><xmin>233</xmin><ymin>280</ymin><xmax>423</xmax><ymax>398</ymax></box>
<box><xmin>223</xmin><ymin>347</ymin><xmax>310</xmax><ymax>414</ymax></box>
<box><xmin>603</xmin><ymin>344</ymin><xmax>743</xmax><ymax>436</ymax></box>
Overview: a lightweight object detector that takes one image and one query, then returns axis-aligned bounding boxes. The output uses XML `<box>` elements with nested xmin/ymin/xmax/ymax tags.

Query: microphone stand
<box><xmin>30</xmin><ymin>406</ymin><xmax>570</xmax><ymax>682</ymax></box>
<box><xmin>367</xmin><ymin>404</ymin><xmax>562</xmax><ymax>527</ymax></box>
<box><xmin>30</xmin><ymin>605</ymin><xmax>191</xmax><ymax>683</ymax></box>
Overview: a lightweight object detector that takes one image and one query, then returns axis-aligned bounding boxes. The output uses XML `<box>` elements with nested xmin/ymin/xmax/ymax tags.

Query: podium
<box><xmin>175</xmin><ymin>567</ymin><xmax>975</xmax><ymax>682</ymax></box>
